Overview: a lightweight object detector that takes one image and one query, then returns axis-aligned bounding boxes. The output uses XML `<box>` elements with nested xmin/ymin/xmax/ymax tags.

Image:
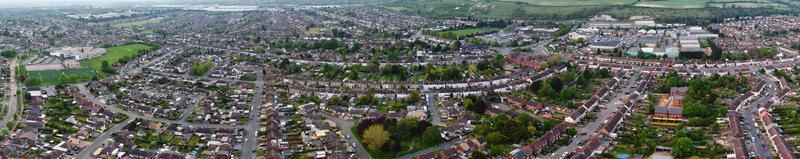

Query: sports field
<box><xmin>434</xmin><ymin>27</ymin><xmax>498</xmax><ymax>39</ymax></box>
<box><xmin>111</xmin><ymin>18</ymin><xmax>162</xmax><ymax>28</ymax></box>
<box><xmin>81</xmin><ymin>43</ymin><xmax>154</xmax><ymax>72</ymax></box>
<box><xmin>26</xmin><ymin>68</ymin><xmax>98</xmax><ymax>85</ymax></box>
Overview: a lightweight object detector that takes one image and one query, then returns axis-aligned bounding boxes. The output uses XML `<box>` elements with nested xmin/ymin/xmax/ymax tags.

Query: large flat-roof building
<box><xmin>47</xmin><ymin>47</ymin><xmax>106</xmax><ymax>61</ymax></box>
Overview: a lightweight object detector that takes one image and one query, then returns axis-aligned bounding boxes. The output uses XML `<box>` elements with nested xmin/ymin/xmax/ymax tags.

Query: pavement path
<box><xmin>240</xmin><ymin>71</ymin><xmax>265</xmax><ymax>159</ymax></box>
<box><xmin>551</xmin><ymin>71</ymin><xmax>640</xmax><ymax>157</ymax></box>
<box><xmin>318</xmin><ymin>112</ymin><xmax>371</xmax><ymax>159</ymax></box>
<box><xmin>395</xmin><ymin>139</ymin><xmax>462</xmax><ymax>159</ymax></box>
<box><xmin>1</xmin><ymin>58</ymin><xmax>18</xmax><ymax>130</ymax></box>
<box><xmin>425</xmin><ymin>92</ymin><xmax>441</xmax><ymax>125</ymax></box>
<box><xmin>178</xmin><ymin>96</ymin><xmax>202</xmax><ymax>123</ymax></box>
<box><xmin>76</xmin><ymin>85</ymin><xmax>244</xmax><ymax>129</ymax></box>
<box><xmin>75</xmin><ymin>117</ymin><xmax>135</xmax><ymax>158</ymax></box>
<box><xmin>741</xmin><ymin>74</ymin><xmax>776</xmax><ymax>159</ymax></box>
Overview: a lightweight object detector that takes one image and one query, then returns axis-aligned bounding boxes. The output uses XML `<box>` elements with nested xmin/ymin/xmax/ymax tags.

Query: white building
<box><xmin>48</xmin><ymin>47</ymin><xmax>107</xmax><ymax>61</ymax></box>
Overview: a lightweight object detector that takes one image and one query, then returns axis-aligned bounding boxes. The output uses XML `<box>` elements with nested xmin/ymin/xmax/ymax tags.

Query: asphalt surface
<box><xmin>75</xmin><ymin>117</ymin><xmax>135</xmax><ymax>158</ymax></box>
<box><xmin>1</xmin><ymin>58</ymin><xmax>17</xmax><ymax>130</ymax></box>
<box><xmin>741</xmin><ymin>74</ymin><xmax>776</xmax><ymax>159</ymax></box>
<box><xmin>425</xmin><ymin>92</ymin><xmax>442</xmax><ymax>126</ymax></box>
<box><xmin>395</xmin><ymin>139</ymin><xmax>463</xmax><ymax>159</ymax></box>
<box><xmin>240</xmin><ymin>71</ymin><xmax>265</xmax><ymax>159</ymax></box>
<box><xmin>318</xmin><ymin>112</ymin><xmax>371</xmax><ymax>159</ymax></box>
<box><xmin>178</xmin><ymin>96</ymin><xmax>202</xmax><ymax>122</ymax></box>
<box><xmin>551</xmin><ymin>71</ymin><xmax>640</xmax><ymax>157</ymax></box>
<box><xmin>76</xmin><ymin>85</ymin><xmax>244</xmax><ymax>129</ymax></box>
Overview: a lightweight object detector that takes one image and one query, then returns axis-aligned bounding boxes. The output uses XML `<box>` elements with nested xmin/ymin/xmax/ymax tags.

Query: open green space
<box><xmin>499</xmin><ymin>0</ymin><xmax>637</xmax><ymax>6</ymax></box>
<box><xmin>634</xmin><ymin>0</ymin><xmax>711</xmax><ymax>8</ymax></box>
<box><xmin>81</xmin><ymin>43</ymin><xmax>154</xmax><ymax>73</ymax></box>
<box><xmin>426</xmin><ymin>27</ymin><xmax>499</xmax><ymax>39</ymax></box>
<box><xmin>111</xmin><ymin>18</ymin><xmax>161</xmax><ymax>28</ymax></box>
<box><xmin>381</xmin><ymin>0</ymin><xmax>797</xmax><ymax>21</ymax></box>
<box><xmin>26</xmin><ymin>68</ymin><xmax>98</xmax><ymax>86</ymax></box>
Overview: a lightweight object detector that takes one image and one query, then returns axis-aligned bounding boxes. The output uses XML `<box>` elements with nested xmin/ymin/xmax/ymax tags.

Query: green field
<box><xmin>26</xmin><ymin>68</ymin><xmax>98</xmax><ymax>85</ymax></box>
<box><xmin>430</xmin><ymin>27</ymin><xmax>499</xmax><ymax>39</ymax></box>
<box><xmin>500</xmin><ymin>0</ymin><xmax>637</xmax><ymax>6</ymax></box>
<box><xmin>307</xmin><ymin>27</ymin><xmax>326</xmax><ymax>34</ymax></box>
<box><xmin>81</xmin><ymin>43</ymin><xmax>154</xmax><ymax>72</ymax></box>
<box><xmin>634</xmin><ymin>0</ymin><xmax>712</xmax><ymax>8</ymax></box>
<box><xmin>382</xmin><ymin>0</ymin><xmax>794</xmax><ymax>20</ymax></box>
<box><xmin>111</xmin><ymin>18</ymin><xmax>161</xmax><ymax>28</ymax></box>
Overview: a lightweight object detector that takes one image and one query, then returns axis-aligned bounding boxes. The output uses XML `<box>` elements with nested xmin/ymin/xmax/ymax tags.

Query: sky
<box><xmin>0</xmin><ymin>0</ymin><xmax>173</xmax><ymax>7</ymax></box>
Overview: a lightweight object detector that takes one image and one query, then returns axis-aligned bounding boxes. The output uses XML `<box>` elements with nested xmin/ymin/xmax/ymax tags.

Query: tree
<box><xmin>486</xmin><ymin>132</ymin><xmax>506</xmax><ymax>145</ymax></box>
<box><xmin>1</xmin><ymin>50</ymin><xmax>16</xmax><ymax>58</ymax></box>
<box><xmin>469</xmin><ymin>151</ymin><xmax>488</xmax><ymax>159</ymax></box>
<box><xmin>463</xmin><ymin>95</ymin><xmax>487</xmax><ymax>114</ymax></box>
<box><xmin>363</xmin><ymin>125</ymin><xmax>390</xmax><ymax>150</ymax></box>
<box><xmin>671</xmin><ymin>137</ymin><xmax>696</xmax><ymax>158</ymax></box>
<box><xmin>549</xmin><ymin>78</ymin><xmax>564</xmax><ymax>92</ymax></box>
<box><xmin>398</xmin><ymin>118</ymin><xmax>420</xmax><ymax>138</ymax></box>
<box><xmin>421</xmin><ymin>126</ymin><xmax>443</xmax><ymax>145</ymax></box>
<box><xmin>407</xmin><ymin>91</ymin><xmax>422</xmax><ymax>104</ymax></box>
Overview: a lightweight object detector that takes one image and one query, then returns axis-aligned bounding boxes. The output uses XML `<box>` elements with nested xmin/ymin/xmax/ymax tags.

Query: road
<box><xmin>551</xmin><ymin>71</ymin><xmax>640</xmax><ymax>157</ymax></box>
<box><xmin>318</xmin><ymin>112</ymin><xmax>370</xmax><ymax>159</ymax></box>
<box><xmin>425</xmin><ymin>92</ymin><xmax>441</xmax><ymax>125</ymax></box>
<box><xmin>240</xmin><ymin>71</ymin><xmax>265</xmax><ymax>159</ymax></box>
<box><xmin>178</xmin><ymin>96</ymin><xmax>202</xmax><ymax>122</ymax></box>
<box><xmin>75</xmin><ymin>117</ymin><xmax>135</xmax><ymax>158</ymax></box>
<box><xmin>740</xmin><ymin>74</ymin><xmax>776</xmax><ymax>159</ymax></box>
<box><xmin>76</xmin><ymin>85</ymin><xmax>243</xmax><ymax>129</ymax></box>
<box><xmin>1</xmin><ymin>58</ymin><xmax>18</xmax><ymax>130</ymax></box>
<box><xmin>395</xmin><ymin>139</ymin><xmax>463</xmax><ymax>159</ymax></box>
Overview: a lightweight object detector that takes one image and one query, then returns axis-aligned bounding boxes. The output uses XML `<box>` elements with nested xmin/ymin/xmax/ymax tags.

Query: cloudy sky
<box><xmin>0</xmin><ymin>0</ymin><xmax>176</xmax><ymax>7</ymax></box>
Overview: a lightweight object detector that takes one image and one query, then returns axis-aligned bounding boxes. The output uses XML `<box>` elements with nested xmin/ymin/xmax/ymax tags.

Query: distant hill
<box><xmin>379</xmin><ymin>0</ymin><xmax>800</xmax><ymax>24</ymax></box>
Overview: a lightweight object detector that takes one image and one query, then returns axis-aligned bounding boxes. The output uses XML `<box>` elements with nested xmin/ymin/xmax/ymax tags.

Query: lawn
<box><xmin>499</xmin><ymin>0</ymin><xmax>637</xmax><ymax>6</ymax></box>
<box><xmin>634</xmin><ymin>0</ymin><xmax>711</xmax><ymax>8</ymax></box>
<box><xmin>307</xmin><ymin>27</ymin><xmax>326</xmax><ymax>34</ymax></box>
<box><xmin>434</xmin><ymin>27</ymin><xmax>499</xmax><ymax>39</ymax></box>
<box><xmin>26</xmin><ymin>68</ymin><xmax>98</xmax><ymax>85</ymax></box>
<box><xmin>350</xmin><ymin>127</ymin><xmax>436</xmax><ymax>159</ymax></box>
<box><xmin>81</xmin><ymin>43</ymin><xmax>154</xmax><ymax>72</ymax></box>
<box><xmin>111</xmin><ymin>18</ymin><xmax>162</xmax><ymax>28</ymax></box>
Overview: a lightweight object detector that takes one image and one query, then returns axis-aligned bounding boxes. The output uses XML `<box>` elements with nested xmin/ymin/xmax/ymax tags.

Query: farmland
<box><xmin>81</xmin><ymin>43</ymin><xmax>154</xmax><ymax>73</ymax></box>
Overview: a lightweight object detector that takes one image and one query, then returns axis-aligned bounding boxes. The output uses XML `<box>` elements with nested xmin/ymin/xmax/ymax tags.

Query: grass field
<box><xmin>307</xmin><ymin>27</ymin><xmax>326</xmax><ymax>34</ymax></box>
<box><xmin>383</xmin><ymin>0</ymin><xmax>793</xmax><ymax>20</ymax></box>
<box><xmin>499</xmin><ymin>0</ymin><xmax>637</xmax><ymax>6</ymax></box>
<box><xmin>111</xmin><ymin>18</ymin><xmax>162</xmax><ymax>28</ymax></box>
<box><xmin>27</xmin><ymin>68</ymin><xmax>98</xmax><ymax>85</ymax></box>
<box><xmin>81</xmin><ymin>43</ymin><xmax>153</xmax><ymax>72</ymax></box>
<box><xmin>433</xmin><ymin>27</ymin><xmax>499</xmax><ymax>39</ymax></box>
<box><xmin>634</xmin><ymin>0</ymin><xmax>710</xmax><ymax>8</ymax></box>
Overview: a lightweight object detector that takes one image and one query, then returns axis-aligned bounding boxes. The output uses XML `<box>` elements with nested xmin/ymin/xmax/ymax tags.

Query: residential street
<box><xmin>317</xmin><ymin>112</ymin><xmax>370</xmax><ymax>159</ymax></box>
<box><xmin>551</xmin><ymin>71</ymin><xmax>640</xmax><ymax>157</ymax></box>
<box><xmin>240</xmin><ymin>71</ymin><xmax>265</xmax><ymax>159</ymax></box>
<box><xmin>0</xmin><ymin>58</ymin><xmax>17</xmax><ymax>130</ymax></box>
<box><xmin>741</xmin><ymin>74</ymin><xmax>776</xmax><ymax>159</ymax></box>
<box><xmin>75</xmin><ymin>117</ymin><xmax>136</xmax><ymax>158</ymax></box>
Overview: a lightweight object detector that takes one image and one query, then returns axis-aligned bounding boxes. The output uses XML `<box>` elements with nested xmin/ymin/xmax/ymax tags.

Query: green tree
<box><xmin>671</xmin><ymin>137</ymin><xmax>696</xmax><ymax>158</ymax></box>
<box><xmin>469</xmin><ymin>151</ymin><xmax>488</xmax><ymax>159</ymax></box>
<box><xmin>421</xmin><ymin>126</ymin><xmax>443</xmax><ymax>145</ymax></box>
<box><xmin>407</xmin><ymin>91</ymin><xmax>422</xmax><ymax>104</ymax></box>
<box><xmin>363</xmin><ymin>125</ymin><xmax>390</xmax><ymax>150</ymax></box>
<box><xmin>486</xmin><ymin>132</ymin><xmax>506</xmax><ymax>145</ymax></box>
<box><xmin>398</xmin><ymin>117</ymin><xmax>420</xmax><ymax>138</ymax></box>
<box><xmin>1</xmin><ymin>50</ymin><xmax>16</xmax><ymax>58</ymax></box>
